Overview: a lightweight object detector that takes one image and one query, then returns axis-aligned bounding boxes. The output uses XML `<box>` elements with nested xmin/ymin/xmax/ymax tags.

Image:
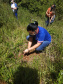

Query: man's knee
<box><xmin>26</xmin><ymin>36</ymin><xmax>29</xmax><ymax>40</ymax></box>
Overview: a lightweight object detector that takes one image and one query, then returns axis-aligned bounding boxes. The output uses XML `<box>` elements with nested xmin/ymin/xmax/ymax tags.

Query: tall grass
<box><xmin>0</xmin><ymin>2</ymin><xmax>63</xmax><ymax>84</ymax></box>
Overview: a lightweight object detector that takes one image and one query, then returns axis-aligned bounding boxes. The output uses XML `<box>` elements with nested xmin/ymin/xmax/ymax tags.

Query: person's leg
<box><xmin>15</xmin><ymin>12</ymin><xmax>18</xmax><ymax>19</ymax></box>
<box><xmin>45</xmin><ymin>15</ymin><xmax>50</xmax><ymax>26</ymax></box>
<box><xmin>50</xmin><ymin>20</ymin><xmax>54</xmax><ymax>24</ymax></box>
<box><xmin>46</xmin><ymin>17</ymin><xmax>49</xmax><ymax>26</ymax></box>
<box><xmin>26</xmin><ymin>35</ymin><xmax>30</xmax><ymax>40</ymax></box>
<box><xmin>36</xmin><ymin>41</ymin><xmax>51</xmax><ymax>51</ymax></box>
<box><xmin>26</xmin><ymin>35</ymin><xmax>37</xmax><ymax>45</ymax></box>
<box><xmin>50</xmin><ymin>15</ymin><xmax>55</xmax><ymax>24</ymax></box>
<box><xmin>26</xmin><ymin>35</ymin><xmax>36</xmax><ymax>40</ymax></box>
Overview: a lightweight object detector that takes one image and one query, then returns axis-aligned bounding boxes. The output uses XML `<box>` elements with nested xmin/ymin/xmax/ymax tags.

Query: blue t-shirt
<box><xmin>35</xmin><ymin>26</ymin><xmax>51</xmax><ymax>42</ymax></box>
<box><xmin>14</xmin><ymin>3</ymin><xmax>18</xmax><ymax>7</ymax></box>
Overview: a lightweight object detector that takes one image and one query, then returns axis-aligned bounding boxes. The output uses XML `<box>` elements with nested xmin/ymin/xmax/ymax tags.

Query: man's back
<box><xmin>35</xmin><ymin>26</ymin><xmax>51</xmax><ymax>42</ymax></box>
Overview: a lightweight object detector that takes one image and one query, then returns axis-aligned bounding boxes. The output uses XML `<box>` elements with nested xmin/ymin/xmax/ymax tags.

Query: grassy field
<box><xmin>0</xmin><ymin>2</ymin><xmax>63</xmax><ymax>84</ymax></box>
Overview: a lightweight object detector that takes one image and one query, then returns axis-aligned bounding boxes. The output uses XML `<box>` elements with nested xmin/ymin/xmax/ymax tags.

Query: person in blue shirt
<box><xmin>23</xmin><ymin>21</ymin><xmax>51</xmax><ymax>55</ymax></box>
<box><xmin>11</xmin><ymin>0</ymin><xmax>18</xmax><ymax>19</ymax></box>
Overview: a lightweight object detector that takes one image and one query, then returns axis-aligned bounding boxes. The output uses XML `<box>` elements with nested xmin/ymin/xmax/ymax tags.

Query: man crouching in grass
<box><xmin>23</xmin><ymin>21</ymin><xmax>51</xmax><ymax>55</ymax></box>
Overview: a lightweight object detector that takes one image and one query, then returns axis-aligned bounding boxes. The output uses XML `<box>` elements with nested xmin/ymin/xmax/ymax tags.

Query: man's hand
<box><xmin>23</xmin><ymin>49</ymin><xmax>29</xmax><ymax>55</ymax></box>
<box><xmin>49</xmin><ymin>19</ymin><xmax>51</xmax><ymax>23</ymax></box>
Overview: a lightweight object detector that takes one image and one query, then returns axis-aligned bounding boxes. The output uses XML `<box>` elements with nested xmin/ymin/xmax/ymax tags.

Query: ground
<box><xmin>0</xmin><ymin>80</ymin><xmax>7</xmax><ymax>84</ymax></box>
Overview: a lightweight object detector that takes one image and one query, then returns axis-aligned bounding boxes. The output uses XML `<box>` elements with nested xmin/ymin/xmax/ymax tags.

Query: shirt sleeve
<box><xmin>15</xmin><ymin>3</ymin><xmax>17</xmax><ymax>7</ymax></box>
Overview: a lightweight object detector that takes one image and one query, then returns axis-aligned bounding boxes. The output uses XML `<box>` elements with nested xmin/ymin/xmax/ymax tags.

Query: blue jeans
<box><xmin>13</xmin><ymin>11</ymin><xmax>18</xmax><ymax>19</ymax></box>
<box><xmin>45</xmin><ymin>15</ymin><xmax>55</xmax><ymax>26</ymax></box>
<box><xmin>15</xmin><ymin>12</ymin><xmax>18</xmax><ymax>19</ymax></box>
<box><xmin>26</xmin><ymin>35</ymin><xmax>51</xmax><ymax>51</ymax></box>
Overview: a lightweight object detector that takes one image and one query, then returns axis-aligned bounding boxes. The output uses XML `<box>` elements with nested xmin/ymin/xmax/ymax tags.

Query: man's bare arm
<box><xmin>46</xmin><ymin>10</ymin><xmax>50</xmax><ymax>17</ymax></box>
<box><xmin>28</xmin><ymin>37</ymin><xmax>33</xmax><ymax>49</ymax></box>
<box><xmin>28</xmin><ymin>42</ymin><xmax>42</xmax><ymax>51</ymax></box>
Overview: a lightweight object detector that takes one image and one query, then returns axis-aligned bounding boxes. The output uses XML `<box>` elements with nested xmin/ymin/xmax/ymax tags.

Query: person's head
<box><xmin>34</xmin><ymin>21</ymin><xmax>38</xmax><ymax>26</ymax></box>
<box><xmin>52</xmin><ymin>4</ymin><xmax>56</xmax><ymax>8</ymax></box>
<box><xmin>51</xmin><ymin>4</ymin><xmax>56</xmax><ymax>11</ymax></box>
<box><xmin>27</xmin><ymin>23</ymin><xmax>38</xmax><ymax>35</ymax></box>
<box><xmin>11</xmin><ymin>0</ymin><xmax>15</xmax><ymax>3</ymax></box>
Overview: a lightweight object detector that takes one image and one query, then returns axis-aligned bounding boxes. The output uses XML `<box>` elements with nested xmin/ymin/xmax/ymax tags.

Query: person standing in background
<box><xmin>45</xmin><ymin>4</ymin><xmax>56</xmax><ymax>26</ymax></box>
<box><xmin>11</xmin><ymin>0</ymin><xmax>18</xmax><ymax>19</ymax></box>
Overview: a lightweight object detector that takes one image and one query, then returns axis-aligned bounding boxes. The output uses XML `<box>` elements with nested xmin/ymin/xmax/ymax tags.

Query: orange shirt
<box><xmin>46</xmin><ymin>7</ymin><xmax>54</xmax><ymax>17</ymax></box>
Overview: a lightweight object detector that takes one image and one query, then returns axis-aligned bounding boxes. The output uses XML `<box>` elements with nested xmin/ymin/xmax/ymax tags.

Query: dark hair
<box><xmin>34</xmin><ymin>21</ymin><xmax>38</xmax><ymax>26</ymax></box>
<box><xmin>53</xmin><ymin>4</ymin><xmax>56</xmax><ymax>8</ymax></box>
<box><xmin>27</xmin><ymin>23</ymin><xmax>38</xmax><ymax>31</ymax></box>
<box><xmin>51</xmin><ymin>4</ymin><xmax>56</xmax><ymax>11</ymax></box>
<box><xmin>51</xmin><ymin>7</ymin><xmax>54</xmax><ymax>11</ymax></box>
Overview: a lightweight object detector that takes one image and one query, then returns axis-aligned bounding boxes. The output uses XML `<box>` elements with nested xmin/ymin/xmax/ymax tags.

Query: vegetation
<box><xmin>0</xmin><ymin>0</ymin><xmax>63</xmax><ymax>84</ymax></box>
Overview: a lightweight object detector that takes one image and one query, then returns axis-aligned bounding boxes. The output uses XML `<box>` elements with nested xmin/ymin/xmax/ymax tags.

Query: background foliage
<box><xmin>1</xmin><ymin>0</ymin><xmax>63</xmax><ymax>19</ymax></box>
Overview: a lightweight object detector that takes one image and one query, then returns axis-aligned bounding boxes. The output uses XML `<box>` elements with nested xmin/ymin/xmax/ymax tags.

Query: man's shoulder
<box><xmin>14</xmin><ymin>3</ymin><xmax>18</xmax><ymax>7</ymax></box>
<box><xmin>38</xmin><ymin>26</ymin><xmax>44</xmax><ymax>29</ymax></box>
<box><xmin>38</xmin><ymin>26</ymin><xmax>45</xmax><ymax>33</ymax></box>
<box><xmin>48</xmin><ymin>7</ymin><xmax>51</xmax><ymax>11</ymax></box>
<box><xmin>38</xmin><ymin>26</ymin><xmax>43</xmax><ymax>28</ymax></box>
<box><xmin>14</xmin><ymin>3</ymin><xmax>17</xmax><ymax>5</ymax></box>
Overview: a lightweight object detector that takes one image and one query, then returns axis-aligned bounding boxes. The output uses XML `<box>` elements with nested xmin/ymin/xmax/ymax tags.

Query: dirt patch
<box><xmin>21</xmin><ymin>51</ymin><xmax>43</xmax><ymax>63</ymax></box>
<box><xmin>22</xmin><ymin>55</ymin><xmax>30</xmax><ymax>62</ymax></box>
<box><xmin>18</xmin><ymin>52</ymin><xmax>23</xmax><ymax>58</ymax></box>
<box><xmin>0</xmin><ymin>80</ymin><xmax>7</xmax><ymax>84</ymax></box>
